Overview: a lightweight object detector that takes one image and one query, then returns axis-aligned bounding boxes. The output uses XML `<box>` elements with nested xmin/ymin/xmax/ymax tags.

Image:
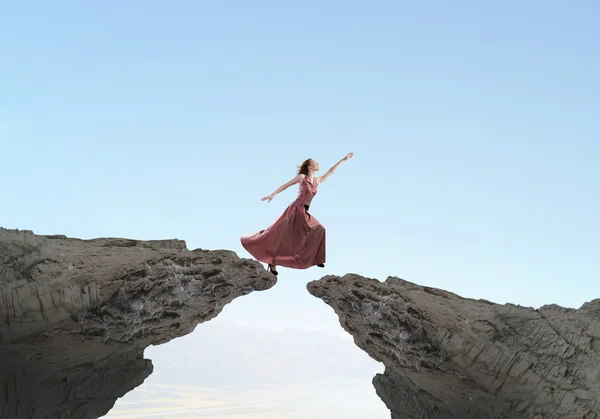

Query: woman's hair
<box><xmin>297</xmin><ymin>158</ymin><xmax>312</xmax><ymax>175</ymax></box>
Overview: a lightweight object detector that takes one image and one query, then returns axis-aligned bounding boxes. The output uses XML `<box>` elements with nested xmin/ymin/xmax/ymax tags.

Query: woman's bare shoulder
<box><xmin>286</xmin><ymin>173</ymin><xmax>304</xmax><ymax>186</ymax></box>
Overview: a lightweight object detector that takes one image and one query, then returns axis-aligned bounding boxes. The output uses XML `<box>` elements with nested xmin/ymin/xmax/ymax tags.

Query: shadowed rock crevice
<box><xmin>307</xmin><ymin>274</ymin><xmax>600</xmax><ymax>419</ymax></box>
<box><xmin>0</xmin><ymin>227</ymin><xmax>276</xmax><ymax>419</ymax></box>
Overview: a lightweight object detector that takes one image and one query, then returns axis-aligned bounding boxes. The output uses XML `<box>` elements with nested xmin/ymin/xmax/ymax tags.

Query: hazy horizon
<box><xmin>103</xmin><ymin>318</ymin><xmax>389</xmax><ymax>418</ymax></box>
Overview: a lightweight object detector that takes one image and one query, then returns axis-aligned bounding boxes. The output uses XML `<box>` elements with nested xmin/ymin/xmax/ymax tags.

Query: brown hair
<box><xmin>297</xmin><ymin>158</ymin><xmax>312</xmax><ymax>175</ymax></box>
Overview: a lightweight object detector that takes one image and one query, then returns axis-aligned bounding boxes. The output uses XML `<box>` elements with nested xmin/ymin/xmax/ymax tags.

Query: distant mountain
<box><xmin>144</xmin><ymin>320</ymin><xmax>382</xmax><ymax>387</ymax></box>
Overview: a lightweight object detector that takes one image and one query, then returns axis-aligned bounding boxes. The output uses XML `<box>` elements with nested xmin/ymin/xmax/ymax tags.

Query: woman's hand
<box><xmin>261</xmin><ymin>195</ymin><xmax>273</xmax><ymax>202</ymax></box>
<box><xmin>343</xmin><ymin>152</ymin><xmax>354</xmax><ymax>161</ymax></box>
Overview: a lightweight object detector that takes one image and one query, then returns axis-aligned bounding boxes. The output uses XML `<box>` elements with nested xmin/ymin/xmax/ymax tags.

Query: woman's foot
<box><xmin>317</xmin><ymin>263</ymin><xmax>325</xmax><ymax>268</ymax></box>
<box><xmin>267</xmin><ymin>264</ymin><xmax>278</xmax><ymax>276</ymax></box>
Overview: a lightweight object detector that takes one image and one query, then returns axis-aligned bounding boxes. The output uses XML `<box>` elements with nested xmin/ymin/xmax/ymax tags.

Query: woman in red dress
<box><xmin>241</xmin><ymin>152</ymin><xmax>354</xmax><ymax>275</ymax></box>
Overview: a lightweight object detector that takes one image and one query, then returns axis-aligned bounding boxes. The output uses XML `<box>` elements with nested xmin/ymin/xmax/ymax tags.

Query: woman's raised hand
<box><xmin>261</xmin><ymin>195</ymin><xmax>273</xmax><ymax>203</ymax></box>
<box><xmin>343</xmin><ymin>152</ymin><xmax>354</xmax><ymax>160</ymax></box>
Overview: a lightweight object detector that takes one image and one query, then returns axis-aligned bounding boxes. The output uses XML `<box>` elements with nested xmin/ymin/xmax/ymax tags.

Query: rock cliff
<box><xmin>307</xmin><ymin>274</ymin><xmax>600</xmax><ymax>419</ymax></box>
<box><xmin>0</xmin><ymin>227</ymin><xmax>276</xmax><ymax>419</ymax></box>
<box><xmin>7</xmin><ymin>226</ymin><xmax>599</xmax><ymax>419</ymax></box>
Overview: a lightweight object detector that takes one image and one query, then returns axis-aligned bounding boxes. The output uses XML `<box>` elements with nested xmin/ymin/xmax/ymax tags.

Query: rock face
<box><xmin>0</xmin><ymin>227</ymin><xmax>276</xmax><ymax>419</ymax></box>
<box><xmin>1</xmin><ymin>348</ymin><xmax>152</xmax><ymax>419</ymax></box>
<box><xmin>307</xmin><ymin>274</ymin><xmax>600</xmax><ymax>419</ymax></box>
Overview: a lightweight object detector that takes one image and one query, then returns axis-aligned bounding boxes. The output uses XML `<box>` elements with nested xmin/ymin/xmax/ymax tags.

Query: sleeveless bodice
<box><xmin>295</xmin><ymin>175</ymin><xmax>318</xmax><ymax>207</ymax></box>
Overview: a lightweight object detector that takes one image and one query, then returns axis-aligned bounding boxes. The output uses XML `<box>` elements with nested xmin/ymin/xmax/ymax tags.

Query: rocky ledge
<box><xmin>307</xmin><ymin>274</ymin><xmax>600</xmax><ymax>419</ymax></box>
<box><xmin>0</xmin><ymin>227</ymin><xmax>276</xmax><ymax>419</ymax></box>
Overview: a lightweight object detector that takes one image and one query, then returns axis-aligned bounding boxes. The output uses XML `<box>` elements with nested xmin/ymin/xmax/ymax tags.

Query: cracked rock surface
<box><xmin>0</xmin><ymin>227</ymin><xmax>276</xmax><ymax>419</ymax></box>
<box><xmin>307</xmin><ymin>274</ymin><xmax>600</xmax><ymax>419</ymax></box>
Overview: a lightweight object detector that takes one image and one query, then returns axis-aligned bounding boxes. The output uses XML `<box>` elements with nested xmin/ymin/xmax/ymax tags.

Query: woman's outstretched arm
<box><xmin>262</xmin><ymin>174</ymin><xmax>303</xmax><ymax>202</ymax></box>
<box><xmin>317</xmin><ymin>152</ymin><xmax>353</xmax><ymax>183</ymax></box>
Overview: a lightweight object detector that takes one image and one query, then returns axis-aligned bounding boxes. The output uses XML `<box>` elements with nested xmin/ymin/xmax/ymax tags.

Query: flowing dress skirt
<box><xmin>240</xmin><ymin>202</ymin><xmax>325</xmax><ymax>269</ymax></box>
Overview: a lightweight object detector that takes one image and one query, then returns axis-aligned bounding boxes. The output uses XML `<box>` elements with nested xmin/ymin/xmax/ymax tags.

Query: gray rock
<box><xmin>0</xmin><ymin>227</ymin><xmax>276</xmax><ymax>419</ymax></box>
<box><xmin>0</xmin><ymin>348</ymin><xmax>152</xmax><ymax>419</ymax></box>
<box><xmin>307</xmin><ymin>274</ymin><xmax>600</xmax><ymax>419</ymax></box>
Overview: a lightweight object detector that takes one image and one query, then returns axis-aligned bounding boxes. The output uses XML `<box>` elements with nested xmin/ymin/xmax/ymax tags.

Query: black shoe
<box><xmin>267</xmin><ymin>264</ymin><xmax>278</xmax><ymax>276</ymax></box>
<box><xmin>317</xmin><ymin>263</ymin><xmax>325</xmax><ymax>268</ymax></box>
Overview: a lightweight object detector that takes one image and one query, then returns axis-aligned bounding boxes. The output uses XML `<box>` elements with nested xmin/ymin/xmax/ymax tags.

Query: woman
<box><xmin>240</xmin><ymin>152</ymin><xmax>354</xmax><ymax>275</ymax></box>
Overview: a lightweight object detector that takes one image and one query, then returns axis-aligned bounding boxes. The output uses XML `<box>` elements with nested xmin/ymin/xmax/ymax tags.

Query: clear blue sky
<box><xmin>2</xmin><ymin>1</ymin><xmax>599</xmax><ymax>333</ymax></box>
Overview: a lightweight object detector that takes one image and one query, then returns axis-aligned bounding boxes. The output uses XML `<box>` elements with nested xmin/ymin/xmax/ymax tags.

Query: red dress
<box><xmin>240</xmin><ymin>175</ymin><xmax>326</xmax><ymax>269</ymax></box>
